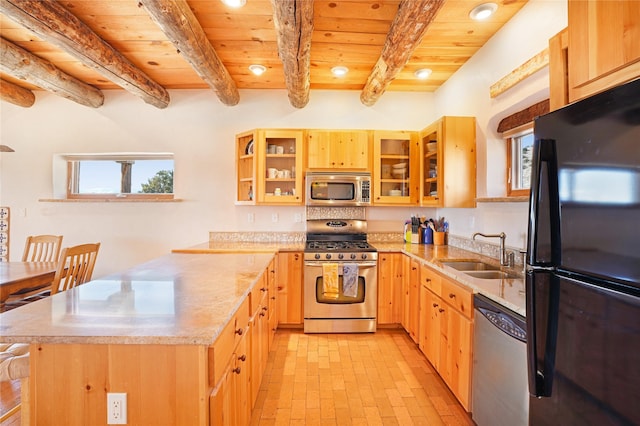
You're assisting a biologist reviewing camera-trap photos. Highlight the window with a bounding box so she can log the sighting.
[505,124,533,197]
[57,153,174,200]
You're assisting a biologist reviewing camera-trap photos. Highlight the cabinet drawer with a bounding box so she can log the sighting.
[441,278,473,319]
[210,296,250,385]
[420,263,441,294]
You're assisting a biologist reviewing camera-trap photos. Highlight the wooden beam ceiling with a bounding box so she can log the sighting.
[0,0,170,108]
[271,0,314,109]
[361,0,445,106]
[0,37,103,107]
[0,77,35,107]
[138,0,239,106]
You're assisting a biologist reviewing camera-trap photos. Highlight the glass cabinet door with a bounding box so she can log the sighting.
[373,131,418,205]
[258,130,304,204]
[421,126,440,206]
[236,130,257,204]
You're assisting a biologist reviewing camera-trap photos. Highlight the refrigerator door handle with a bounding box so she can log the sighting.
[526,138,561,267]
[526,270,559,397]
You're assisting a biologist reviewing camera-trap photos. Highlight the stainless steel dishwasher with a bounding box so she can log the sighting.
[472,294,528,426]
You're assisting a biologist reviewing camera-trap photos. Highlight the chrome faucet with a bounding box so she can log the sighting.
[472,232,515,267]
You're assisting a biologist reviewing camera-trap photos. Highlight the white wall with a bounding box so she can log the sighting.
[435,0,567,249]
[0,89,434,276]
[0,0,568,275]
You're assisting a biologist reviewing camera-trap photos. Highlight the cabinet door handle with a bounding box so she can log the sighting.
[261,287,267,292]
[278,286,283,290]
[449,293,456,298]
[294,254,299,260]
[238,354,247,362]
[233,367,241,375]
[432,303,438,308]
[235,328,243,336]
[439,308,445,313]
[262,306,268,311]
[259,312,266,317]
[425,278,431,283]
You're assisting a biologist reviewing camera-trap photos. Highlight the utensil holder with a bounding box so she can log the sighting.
[433,231,446,246]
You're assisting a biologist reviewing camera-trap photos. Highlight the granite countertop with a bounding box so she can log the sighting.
[178,240,526,316]
[0,253,275,345]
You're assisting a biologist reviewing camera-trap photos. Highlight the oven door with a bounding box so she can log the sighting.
[303,260,377,332]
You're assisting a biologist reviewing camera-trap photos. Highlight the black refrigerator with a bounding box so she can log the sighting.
[526,77,640,426]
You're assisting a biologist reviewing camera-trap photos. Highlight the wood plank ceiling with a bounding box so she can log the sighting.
[0,0,527,109]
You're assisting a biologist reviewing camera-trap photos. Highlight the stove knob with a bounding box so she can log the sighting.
[338,254,344,260]
[325,254,332,260]
[361,253,368,260]
[350,253,357,260]
[314,253,321,260]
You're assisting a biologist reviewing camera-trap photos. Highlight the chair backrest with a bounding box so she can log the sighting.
[51,243,101,295]
[22,235,63,262]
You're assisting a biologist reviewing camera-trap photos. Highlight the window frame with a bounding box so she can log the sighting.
[504,123,533,197]
[61,153,174,201]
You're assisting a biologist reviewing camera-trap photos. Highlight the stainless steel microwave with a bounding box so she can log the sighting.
[305,171,371,206]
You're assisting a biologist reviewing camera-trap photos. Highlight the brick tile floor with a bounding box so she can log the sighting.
[250,329,474,426]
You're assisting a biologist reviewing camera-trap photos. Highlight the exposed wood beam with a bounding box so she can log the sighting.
[138,0,239,106]
[0,78,35,108]
[271,0,314,108]
[497,99,550,133]
[490,48,549,98]
[0,0,170,109]
[0,37,103,108]
[360,0,445,107]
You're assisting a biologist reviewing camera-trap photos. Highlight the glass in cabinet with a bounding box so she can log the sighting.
[373,131,419,205]
[257,130,304,204]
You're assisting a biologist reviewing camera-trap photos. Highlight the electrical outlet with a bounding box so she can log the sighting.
[294,213,302,223]
[247,213,255,223]
[107,393,127,424]
[271,213,278,222]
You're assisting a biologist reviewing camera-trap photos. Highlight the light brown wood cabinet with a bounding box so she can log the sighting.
[307,130,370,170]
[372,131,420,205]
[277,252,303,325]
[550,1,640,109]
[405,258,421,344]
[377,252,404,325]
[419,116,476,208]
[567,0,640,103]
[235,129,304,205]
[416,263,473,411]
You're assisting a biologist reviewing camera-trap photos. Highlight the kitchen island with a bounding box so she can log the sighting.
[0,252,276,425]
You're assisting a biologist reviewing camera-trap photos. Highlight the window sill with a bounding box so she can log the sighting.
[476,196,529,203]
[39,198,183,203]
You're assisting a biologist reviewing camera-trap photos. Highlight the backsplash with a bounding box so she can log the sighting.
[306,206,366,220]
[209,231,305,243]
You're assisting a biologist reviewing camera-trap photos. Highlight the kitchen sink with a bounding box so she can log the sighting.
[463,270,519,280]
[440,260,500,271]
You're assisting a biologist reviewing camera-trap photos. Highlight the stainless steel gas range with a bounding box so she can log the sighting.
[303,219,378,333]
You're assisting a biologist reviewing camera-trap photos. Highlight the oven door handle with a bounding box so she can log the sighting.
[304,261,378,268]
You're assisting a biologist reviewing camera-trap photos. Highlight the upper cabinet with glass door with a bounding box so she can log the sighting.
[420,116,476,208]
[372,131,419,205]
[256,129,304,205]
[236,130,257,205]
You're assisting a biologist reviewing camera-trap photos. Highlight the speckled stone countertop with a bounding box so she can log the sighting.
[0,253,275,345]
[379,242,526,316]
[176,239,526,316]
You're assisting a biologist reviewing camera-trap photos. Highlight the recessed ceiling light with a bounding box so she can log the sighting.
[220,0,246,8]
[414,68,433,79]
[331,66,349,77]
[469,2,498,20]
[248,64,267,76]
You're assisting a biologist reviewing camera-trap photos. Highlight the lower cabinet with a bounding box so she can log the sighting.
[417,263,474,411]
[211,258,278,426]
[277,252,303,325]
[407,258,421,343]
[377,252,404,325]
